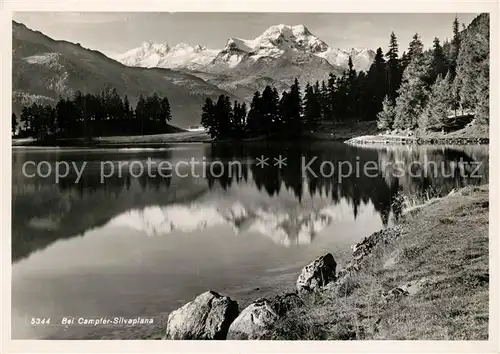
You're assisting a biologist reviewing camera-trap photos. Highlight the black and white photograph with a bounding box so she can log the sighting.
[3,2,497,349]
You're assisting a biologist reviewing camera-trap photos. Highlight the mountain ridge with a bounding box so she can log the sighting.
[112,24,375,100]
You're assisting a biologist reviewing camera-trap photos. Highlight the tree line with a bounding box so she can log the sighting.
[378,14,489,132]
[14,87,172,139]
[200,56,390,140]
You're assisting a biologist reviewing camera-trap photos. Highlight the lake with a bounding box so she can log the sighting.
[11,142,489,339]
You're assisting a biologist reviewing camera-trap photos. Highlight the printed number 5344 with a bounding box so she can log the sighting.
[31,317,51,325]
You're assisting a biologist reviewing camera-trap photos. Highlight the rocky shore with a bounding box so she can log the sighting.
[161,225,404,340]
[345,134,489,146]
[160,184,489,340]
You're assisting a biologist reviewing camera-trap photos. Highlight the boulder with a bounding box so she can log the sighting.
[296,253,337,292]
[164,290,239,340]
[382,287,409,303]
[227,292,302,340]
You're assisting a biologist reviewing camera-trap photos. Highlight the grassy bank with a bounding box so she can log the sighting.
[270,184,489,340]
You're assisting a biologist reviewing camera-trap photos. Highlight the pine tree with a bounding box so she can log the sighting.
[449,16,461,78]
[407,33,424,62]
[419,73,453,130]
[386,31,400,100]
[135,94,147,135]
[320,80,331,121]
[326,73,337,121]
[247,91,263,137]
[400,51,410,73]
[393,40,430,130]
[231,101,247,138]
[430,37,448,83]
[215,95,233,138]
[347,57,356,81]
[123,95,133,119]
[145,93,162,133]
[335,75,349,120]
[279,90,291,133]
[377,95,395,131]
[366,47,387,119]
[355,71,368,120]
[160,97,172,130]
[271,87,281,129]
[261,85,280,137]
[201,98,217,138]
[287,78,303,135]
[303,82,321,130]
[20,106,31,134]
[345,57,359,119]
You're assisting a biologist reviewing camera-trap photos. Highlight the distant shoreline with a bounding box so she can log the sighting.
[11,131,213,147]
[11,121,379,147]
[345,122,490,146]
[11,121,490,148]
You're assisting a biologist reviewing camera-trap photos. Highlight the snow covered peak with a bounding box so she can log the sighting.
[193,44,207,52]
[114,41,218,69]
[259,24,311,39]
[141,41,169,53]
[220,24,327,55]
[171,43,202,51]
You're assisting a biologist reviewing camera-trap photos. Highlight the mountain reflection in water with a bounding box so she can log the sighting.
[12,142,488,262]
[10,142,489,339]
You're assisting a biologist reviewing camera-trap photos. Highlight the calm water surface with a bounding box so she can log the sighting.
[11,142,489,339]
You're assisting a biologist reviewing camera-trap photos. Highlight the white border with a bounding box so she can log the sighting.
[1,1,499,353]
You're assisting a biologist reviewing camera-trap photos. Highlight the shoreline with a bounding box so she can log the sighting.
[10,121,379,147]
[12,123,490,148]
[345,123,490,146]
[345,134,489,146]
[11,131,213,147]
[161,184,489,340]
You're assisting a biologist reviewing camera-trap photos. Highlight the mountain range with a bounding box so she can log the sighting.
[114,24,374,72]
[12,21,375,128]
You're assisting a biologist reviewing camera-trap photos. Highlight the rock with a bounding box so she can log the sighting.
[164,290,239,340]
[382,287,409,303]
[382,278,431,303]
[227,292,302,340]
[296,253,337,292]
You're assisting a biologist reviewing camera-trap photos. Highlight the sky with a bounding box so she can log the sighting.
[13,12,478,55]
